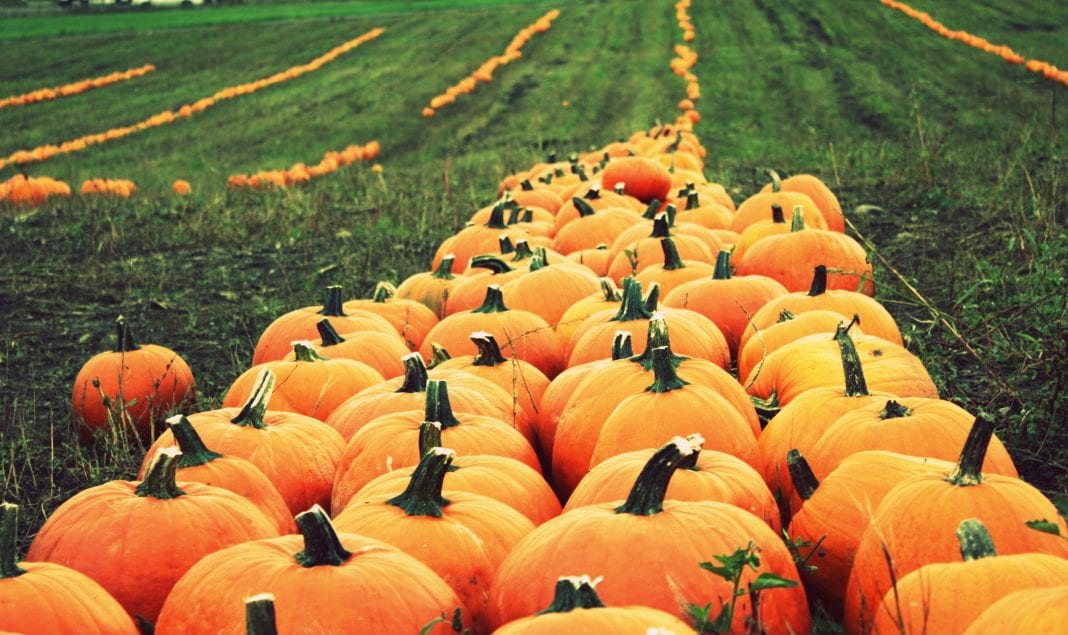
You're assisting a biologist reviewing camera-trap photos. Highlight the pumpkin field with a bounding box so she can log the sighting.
[1,0,1066,632]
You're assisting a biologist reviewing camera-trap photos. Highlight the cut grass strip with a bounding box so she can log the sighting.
[0,27,384,172]
[0,64,156,111]
[879,0,1067,87]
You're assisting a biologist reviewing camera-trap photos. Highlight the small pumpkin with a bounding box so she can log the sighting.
[395,254,463,319]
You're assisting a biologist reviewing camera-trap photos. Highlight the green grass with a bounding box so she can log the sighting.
[0,0,1066,626]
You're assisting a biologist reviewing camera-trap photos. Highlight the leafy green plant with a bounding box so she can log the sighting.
[688,543,799,634]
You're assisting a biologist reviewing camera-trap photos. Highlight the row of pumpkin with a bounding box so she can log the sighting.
[7,117,1066,634]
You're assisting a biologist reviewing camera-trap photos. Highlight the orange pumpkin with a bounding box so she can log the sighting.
[599,156,673,203]
[342,281,440,350]
[965,586,1068,634]
[295,319,408,379]
[500,249,601,324]
[633,237,717,297]
[395,254,463,319]
[759,170,845,232]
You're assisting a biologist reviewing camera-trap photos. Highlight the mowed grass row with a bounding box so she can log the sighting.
[0,0,1065,551]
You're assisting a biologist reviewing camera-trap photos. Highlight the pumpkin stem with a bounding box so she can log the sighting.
[469,255,514,275]
[762,168,783,192]
[615,435,700,516]
[486,201,508,229]
[946,413,996,487]
[397,353,429,393]
[528,253,546,272]
[611,331,634,360]
[584,186,602,200]
[499,236,516,255]
[665,204,678,228]
[643,282,661,313]
[536,576,607,614]
[642,199,662,220]
[418,420,444,456]
[385,447,454,517]
[646,346,689,393]
[520,179,534,191]
[957,518,998,561]
[660,238,685,271]
[135,447,186,499]
[433,255,457,280]
[599,278,621,302]
[425,380,461,429]
[294,505,352,567]
[786,449,820,501]
[472,285,510,314]
[0,502,26,579]
[677,433,705,470]
[610,278,653,322]
[685,190,700,210]
[573,196,597,218]
[245,593,279,635]
[114,315,141,352]
[777,309,796,323]
[315,319,346,347]
[317,285,347,317]
[471,331,507,367]
[880,400,912,420]
[292,341,327,362]
[372,281,396,303]
[230,368,275,429]
[632,313,683,370]
[167,414,222,468]
[835,321,871,398]
[790,206,806,232]
[650,213,671,238]
[512,240,535,263]
[428,343,452,369]
[771,204,785,224]
[807,265,828,297]
[713,250,732,280]
[612,182,625,195]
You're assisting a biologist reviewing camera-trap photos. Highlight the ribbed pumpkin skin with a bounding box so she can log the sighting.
[0,562,139,635]
[787,451,954,614]
[142,408,345,515]
[565,247,613,277]
[343,296,440,350]
[26,480,279,623]
[500,262,602,325]
[844,474,1068,634]
[493,604,699,634]
[566,307,730,370]
[737,309,858,381]
[599,156,672,203]
[172,455,297,534]
[154,533,468,634]
[870,553,1068,635]
[760,174,845,232]
[353,454,561,525]
[964,586,1068,635]
[295,330,410,379]
[731,191,823,233]
[736,230,874,296]
[487,500,809,633]
[395,263,464,320]
[566,447,779,531]
[253,307,396,365]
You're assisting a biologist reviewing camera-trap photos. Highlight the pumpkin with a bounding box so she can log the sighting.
[964,586,1068,634]
[224,341,385,421]
[0,502,139,635]
[870,518,1068,635]
[843,415,1068,634]
[295,319,408,379]
[395,254,463,319]
[554,278,621,347]
[431,201,535,271]
[731,202,791,262]
[252,285,397,364]
[488,436,810,632]
[143,369,346,515]
[499,249,602,324]
[567,433,778,530]
[731,186,823,234]
[154,506,469,634]
[606,212,717,282]
[342,281,440,350]
[599,156,672,203]
[633,236,717,297]
[551,186,644,236]
[334,447,535,632]
[508,179,564,213]
[446,254,529,314]
[737,308,860,383]
[493,575,698,634]
[552,199,645,254]
[565,245,613,276]
[27,448,279,623]
[672,187,734,230]
[72,315,196,441]
[759,170,845,232]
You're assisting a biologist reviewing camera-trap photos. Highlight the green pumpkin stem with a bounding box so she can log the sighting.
[660,238,685,271]
[632,314,684,370]
[418,421,444,456]
[425,380,461,428]
[646,346,689,393]
[397,353,429,393]
[713,250,732,280]
[135,447,186,499]
[0,502,26,579]
[611,278,653,322]
[835,320,870,397]
[764,168,783,192]
[599,278,621,302]
[642,199,662,220]
[957,518,998,561]
[114,315,141,352]
[244,593,279,635]
[469,255,514,275]
[612,182,625,195]
[787,449,820,500]
[317,285,347,317]
[385,447,454,517]
[677,433,705,470]
[790,206,806,232]
[472,285,510,314]
[616,435,700,516]
[507,206,522,225]
[536,576,607,614]
[651,213,670,238]
[573,196,597,218]
[665,204,678,227]
[292,341,327,362]
[880,400,912,419]
[584,186,602,200]
[771,203,785,224]
[433,255,457,280]
[520,179,534,191]
[294,505,352,567]
[611,331,634,360]
[428,343,452,368]
[512,240,535,262]
[643,282,661,313]
[372,281,396,303]
[167,414,222,468]
[686,190,700,210]
[499,236,516,255]
[471,331,508,367]
[230,368,275,429]
[315,319,346,347]
[777,309,796,323]
[807,265,828,296]
[946,414,997,487]
[486,201,508,229]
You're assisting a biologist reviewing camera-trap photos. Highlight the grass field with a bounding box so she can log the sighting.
[1,0,1066,612]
